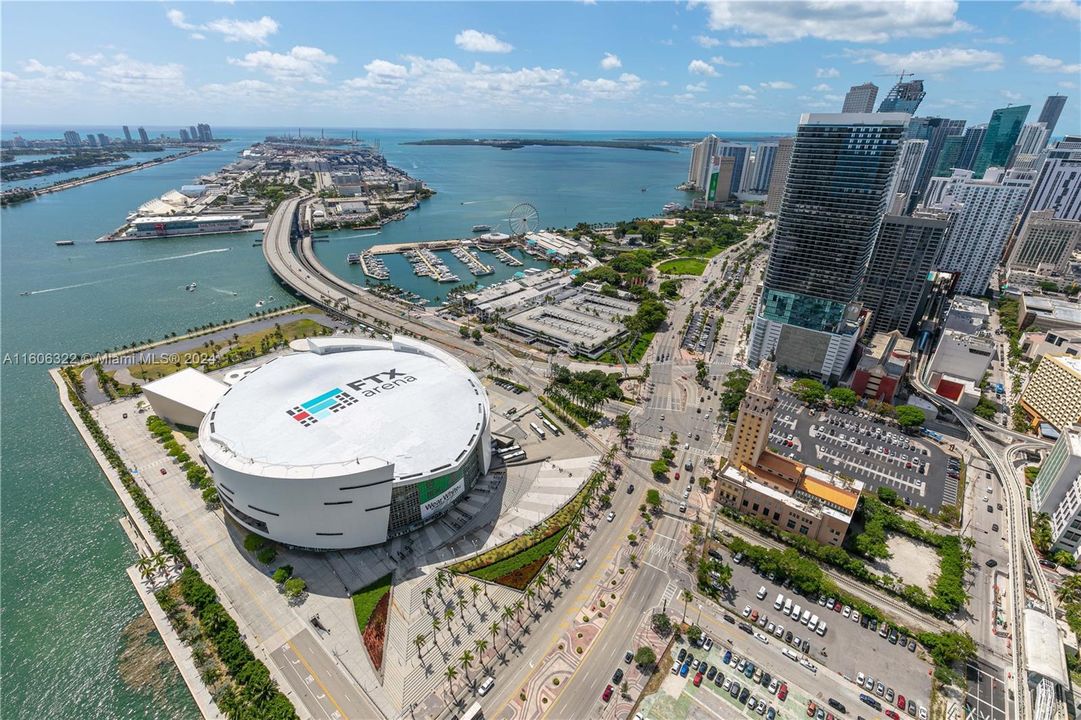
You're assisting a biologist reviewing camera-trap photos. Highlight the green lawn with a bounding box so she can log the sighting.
[596,331,655,365]
[466,528,567,584]
[657,258,707,276]
[351,573,393,633]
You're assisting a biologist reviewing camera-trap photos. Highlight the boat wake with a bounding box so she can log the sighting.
[115,248,230,268]
[209,287,239,296]
[22,279,106,295]
[337,232,381,239]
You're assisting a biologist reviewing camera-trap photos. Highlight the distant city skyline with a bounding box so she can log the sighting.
[1,1,1079,132]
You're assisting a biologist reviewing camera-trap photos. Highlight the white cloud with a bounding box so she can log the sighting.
[66,52,104,66]
[600,52,622,70]
[694,35,721,47]
[688,59,718,76]
[1060,80,1079,89]
[737,84,756,94]
[98,54,185,96]
[1001,90,1023,101]
[454,29,513,53]
[816,67,840,78]
[166,9,278,45]
[229,46,338,82]
[1019,0,1081,22]
[760,80,795,89]
[709,55,740,67]
[20,59,87,81]
[685,82,709,93]
[345,58,409,89]
[813,83,832,92]
[1022,54,1081,74]
[845,47,1003,73]
[580,72,642,99]
[692,0,970,44]
[204,16,279,44]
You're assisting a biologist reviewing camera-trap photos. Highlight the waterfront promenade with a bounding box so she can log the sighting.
[31,148,210,197]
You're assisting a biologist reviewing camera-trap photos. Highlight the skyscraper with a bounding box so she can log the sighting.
[905,117,966,207]
[1021,136,1081,223]
[842,82,878,113]
[137,126,149,144]
[972,105,1030,178]
[933,136,965,177]
[878,78,925,114]
[85,133,97,147]
[179,128,191,143]
[886,139,928,215]
[188,125,199,142]
[748,142,778,194]
[122,126,132,143]
[197,123,213,141]
[96,133,110,147]
[706,156,735,208]
[717,144,751,193]
[922,168,1033,295]
[1039,95,1069,139]
[1008,123,1051,167]
[957,124,987,171]
[749,113,908,382]
[860,211,951,336]
[687,134,721,190]
[63,130,81,147]
[764,137,794,215]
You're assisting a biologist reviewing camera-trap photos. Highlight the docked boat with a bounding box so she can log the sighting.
[185,282,197,292]
[55,240,75,246]
[472,224,491,233]
[255,300,265,308]
[347,253,362,264]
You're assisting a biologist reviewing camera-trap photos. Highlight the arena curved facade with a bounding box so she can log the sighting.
[198,336,491,550]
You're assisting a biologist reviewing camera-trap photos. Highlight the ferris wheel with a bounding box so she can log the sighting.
[507,203,539,237]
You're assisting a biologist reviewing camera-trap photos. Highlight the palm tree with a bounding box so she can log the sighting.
[432,617,441,638]
[414,633,428,659]
[458,595,468,617]
[152,552,168,574]
[470,583,482,608]
[525,587,535,611]
[443,665,458,692]
[681,589,693,622]
[444,606,455,626]
[435,570,447,595]
[474,638,488,664]
[514,599,525,625]
[136,556,153,582]
[423,587,434,606]
[489,621,500,649]
[459,650,474,682]
[502,606,514,634]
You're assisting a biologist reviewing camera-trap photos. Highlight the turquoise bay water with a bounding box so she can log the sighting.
[0,127,771,718]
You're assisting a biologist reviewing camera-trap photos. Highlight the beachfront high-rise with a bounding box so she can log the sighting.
[973,104,1030,178]
[137,126,150,144]
[764,137,794,215]
[687,134,722,190]
[746,142,778,195]
[842,82,878,113]
[878,78,925,114]
[122,126,132,143]
[1039,95,1069,139]
[748,112,908,382]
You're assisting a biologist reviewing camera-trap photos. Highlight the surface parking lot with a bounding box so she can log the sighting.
[720,551,934,716]
[768,394,956,512]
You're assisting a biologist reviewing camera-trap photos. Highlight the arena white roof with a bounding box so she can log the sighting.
[143,368,228,414]
[201,337,488,480]
[1024,609,1068,687]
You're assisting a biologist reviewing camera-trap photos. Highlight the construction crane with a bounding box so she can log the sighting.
[876,69,915,83]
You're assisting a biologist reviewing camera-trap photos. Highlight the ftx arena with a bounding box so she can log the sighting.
[198,337,492,550]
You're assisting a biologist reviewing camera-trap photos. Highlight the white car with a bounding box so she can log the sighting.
[919,708,928,720]
[773,624,784,638]
[842,605,851,617]
[606,511,616,522]
[478,676,495,696]
[856,671,865,686]
[743,605,752,618]
[703,636,714,651]
[574,556,586,570]
[757,585,768,600]
[851,609,861,623]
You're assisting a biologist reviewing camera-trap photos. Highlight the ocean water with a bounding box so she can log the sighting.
[0,126,773,718]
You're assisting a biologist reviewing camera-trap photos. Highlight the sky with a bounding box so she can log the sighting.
[1,1,1079,133]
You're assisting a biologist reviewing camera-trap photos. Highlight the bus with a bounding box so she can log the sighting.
[458,701,484,720]
[530,422,546,440]
[542,418,561,436]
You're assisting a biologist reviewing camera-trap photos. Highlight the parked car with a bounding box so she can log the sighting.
[602,685,613,702]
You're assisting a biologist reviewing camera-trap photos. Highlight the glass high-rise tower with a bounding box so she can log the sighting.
[878,79,925,114]
[749,112,909,382]
[972,105,1030,178]
[1039,95,1068,139]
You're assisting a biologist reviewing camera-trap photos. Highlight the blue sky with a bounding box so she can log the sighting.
[2,1,1079,132]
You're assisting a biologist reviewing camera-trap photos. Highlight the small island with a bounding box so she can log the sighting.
[403,138,677,153]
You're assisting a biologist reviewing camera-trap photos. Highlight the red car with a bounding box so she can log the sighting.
[602,684,613,702]
[897,695,906,710]
[693,672,703,687]
[675,472,681,481]
[807,702,817,717]
[833,601,842,612]
[751,609,760,621]
[778,683,789,701]
[886,711,900,720]
[159,468,167,475]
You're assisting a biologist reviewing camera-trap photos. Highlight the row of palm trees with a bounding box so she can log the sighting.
[136,551,183,588]
[425,448,622,706]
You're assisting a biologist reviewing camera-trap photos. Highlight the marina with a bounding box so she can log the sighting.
[492,246,523,266]
[405,248,460,283]
[450,245,494,276]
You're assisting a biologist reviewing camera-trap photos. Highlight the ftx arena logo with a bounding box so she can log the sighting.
[286,369,416,427]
